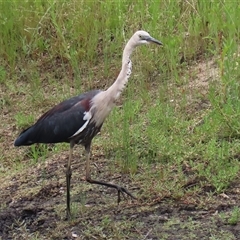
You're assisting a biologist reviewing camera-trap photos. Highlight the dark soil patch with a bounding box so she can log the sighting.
[1,154,240,239]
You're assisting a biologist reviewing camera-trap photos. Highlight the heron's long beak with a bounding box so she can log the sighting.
[146,36,163,45]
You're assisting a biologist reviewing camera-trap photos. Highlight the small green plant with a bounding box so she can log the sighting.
[14,112,34,129]
[0,65,6,83]
[29,144,48,163]
[228,207,240,225]
[101,215,111,227]
[0,96,10,110]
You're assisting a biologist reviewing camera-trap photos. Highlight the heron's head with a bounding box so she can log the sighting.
[132,30,163,46]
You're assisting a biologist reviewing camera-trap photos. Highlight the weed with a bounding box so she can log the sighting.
[14,112,35,129]
[0,66,6,83]
[28,144,48,164]
[228,207,240,225]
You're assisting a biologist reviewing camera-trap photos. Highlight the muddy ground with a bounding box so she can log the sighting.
[0,150,240,240]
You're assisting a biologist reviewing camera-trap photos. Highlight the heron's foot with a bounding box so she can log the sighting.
[115,184,137,204]
[86,178,137,203]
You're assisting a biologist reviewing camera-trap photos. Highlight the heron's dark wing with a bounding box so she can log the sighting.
[14,90,101,146]
[37,90,99,122]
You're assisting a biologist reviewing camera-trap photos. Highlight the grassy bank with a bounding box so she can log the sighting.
[1,0,240,239]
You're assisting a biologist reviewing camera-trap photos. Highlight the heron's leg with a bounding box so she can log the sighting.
[85,143,136,203]
[66,141,74,220]
[85,143,91,181]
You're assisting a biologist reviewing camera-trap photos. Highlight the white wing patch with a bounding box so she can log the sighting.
[70,111,92,137]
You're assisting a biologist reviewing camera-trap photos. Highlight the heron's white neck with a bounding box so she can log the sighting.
[90,38,136,127]
[105,41,134,100]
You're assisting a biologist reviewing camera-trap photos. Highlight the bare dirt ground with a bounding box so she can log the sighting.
[1,58,240,239]
[1,153,240,239]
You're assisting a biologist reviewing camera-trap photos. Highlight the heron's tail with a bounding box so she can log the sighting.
[14,127,35,146]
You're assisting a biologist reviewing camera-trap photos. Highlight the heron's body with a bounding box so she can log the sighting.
[14,30,162,219]
[14,90,102,146]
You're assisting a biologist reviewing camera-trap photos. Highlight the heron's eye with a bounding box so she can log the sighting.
[139,34,142,39]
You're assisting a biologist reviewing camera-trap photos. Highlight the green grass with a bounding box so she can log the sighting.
[228,206,240,225]
[1,0,240,239]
